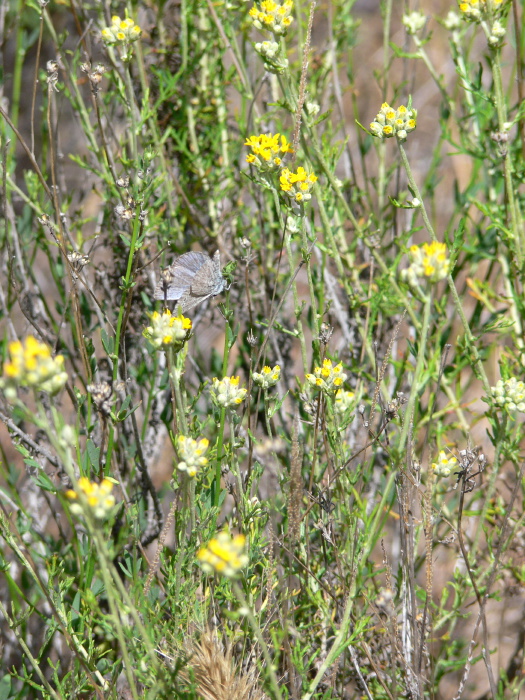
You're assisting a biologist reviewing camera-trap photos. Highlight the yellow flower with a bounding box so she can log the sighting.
[369,102,417,142]
[66,477,116,520]
[279,166,317,203]
[305,359,347,395]
[101,15,142,45]
[404,241,449,284]
[210,376,248,408]
[458,0,502,22]
[2,336,68,395]
[143,309,192,350]
[197,531,248,578]
[249,0,294,36]
[431,451,458,478]
[253,364,281,389]
[245,133,293,172]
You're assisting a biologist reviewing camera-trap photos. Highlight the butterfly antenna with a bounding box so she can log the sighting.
[136,244,174,273]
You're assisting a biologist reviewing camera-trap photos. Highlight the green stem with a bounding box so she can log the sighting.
[172,349,189,435]
[302,472,397,700]
[263,389,273,438]
[123,61,139,163]
[472,413,507,553]
[8,0,25,159]
[105,215,142,469]
[490,47,524,269]
[230,413,244,526]
[398,143,491,395]
[213,297,233,509]
[414,39,455,113]
[284,226,308,372]
[300,217,320,351]
[398,293,432,452]
[232,583,284,700]
[213,407,226,509]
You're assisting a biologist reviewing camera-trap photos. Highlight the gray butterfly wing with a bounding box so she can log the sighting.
[154,251,208,301]
[190,251,225,296]
[209,250,226,295]
[176,290,211,313]
[177,251,225,312]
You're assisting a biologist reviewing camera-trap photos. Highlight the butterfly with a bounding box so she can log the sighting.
[154,250,226,313]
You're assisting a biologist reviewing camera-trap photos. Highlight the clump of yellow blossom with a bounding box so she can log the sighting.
[431,451,458,478]
[2,336,68,396]
[176,435,210,478]
[279,166,318,203]
[101,16,142,44]
[245,133,293,172]
[197,531,248,578]
[143,310,192,350]
[249,0,294,36]
[458,0,503,22]
[306,359,347,395]
[66,478,116,520]
[401,241,450,287]
[253,364,281,389]
[210,376,248,409]
[369,103,417,142]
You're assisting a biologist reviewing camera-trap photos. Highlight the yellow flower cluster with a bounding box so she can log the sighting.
[101,16,142,44]
[279,166,318,203]
[245,133,293,172]
[210,375,248,409]
[245,132,317,205]
[249,0,294,36]
[252,364,281,389]
[176,435,210,478]
[431,451,458,478]
[143,310,192,350]
[369,103,417,142]
[458,0,502,22]
[2,336,68,395]
[197,531,248,578]
[66,478,116,520]
[491,378,525,413]
[404,241,450,284]
[306,359,347,395]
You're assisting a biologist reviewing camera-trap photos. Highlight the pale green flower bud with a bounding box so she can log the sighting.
[403,11,426,35]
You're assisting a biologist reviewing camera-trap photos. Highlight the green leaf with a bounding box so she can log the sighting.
[0,675,12,700]
[86,440,100,470]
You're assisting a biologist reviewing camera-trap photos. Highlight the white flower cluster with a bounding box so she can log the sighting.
[334,389,355,415]
[491,378,525,413]
[402,11,426,35]
[176,436,210,478]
